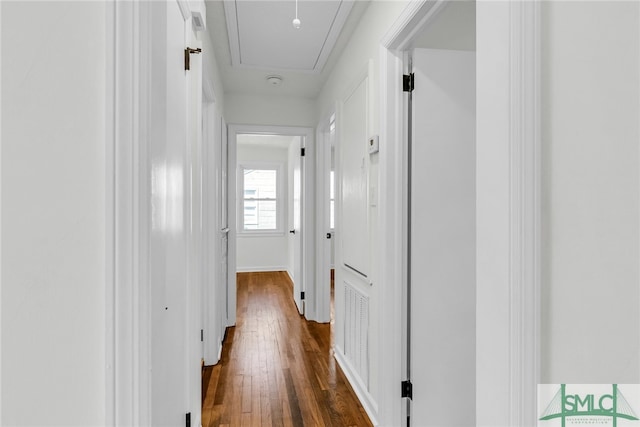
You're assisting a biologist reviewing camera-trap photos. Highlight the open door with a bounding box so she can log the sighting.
[290,136,304,314]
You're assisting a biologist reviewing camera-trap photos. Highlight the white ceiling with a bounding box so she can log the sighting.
[225,0,352,72]
[205,0,369,97]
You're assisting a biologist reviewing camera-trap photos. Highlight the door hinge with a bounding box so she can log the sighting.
[401,380,413,399]
[403,73,414,92]
[301,147,306,157]
[185,412,191,427]
[200,329,204,342]
[184,47,202,71]
[301,291,305,300]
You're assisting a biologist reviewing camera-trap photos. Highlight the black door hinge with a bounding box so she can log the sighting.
[401,380,413,399]
[186,412,191,427]
[301,291,305,300]
[403,73,414,92]
[200,329,204,342]
[301,147,306,157]
[184,47,202,71]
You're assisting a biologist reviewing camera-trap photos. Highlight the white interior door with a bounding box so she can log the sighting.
[291,137,304,314]
[220,118,230,330]
[408,48,476,426]
[149,1,189,424]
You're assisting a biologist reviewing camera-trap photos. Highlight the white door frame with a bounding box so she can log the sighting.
[378,0,541,425]
[106,1,152,424]
[227,125,316,324]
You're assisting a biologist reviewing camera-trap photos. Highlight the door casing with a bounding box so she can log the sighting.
[226,125,316,324]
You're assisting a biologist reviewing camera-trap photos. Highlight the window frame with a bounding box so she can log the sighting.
[237,162,285,235]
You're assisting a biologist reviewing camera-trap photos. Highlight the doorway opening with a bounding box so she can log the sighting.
[389,1,478,425]
[235,133,305,315]
[225,125,315,323]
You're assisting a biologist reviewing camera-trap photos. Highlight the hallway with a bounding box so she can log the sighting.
[202,272,372,427]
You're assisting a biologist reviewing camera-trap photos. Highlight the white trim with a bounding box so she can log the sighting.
[475,1,541,426]
[376,44,405,427]
[176,0,191,21]
[380,0,446,51]
[107,1,157,424]
[312,1,354,72]
[507,1,541,424]
[108,1,145,424]
[0,0,4,422]
[227,124,315,324]
[222,0,241,69]
[236,266,290,273]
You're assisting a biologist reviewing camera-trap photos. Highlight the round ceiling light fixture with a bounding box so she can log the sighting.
[292,0,301,29]
[266,75,283,86]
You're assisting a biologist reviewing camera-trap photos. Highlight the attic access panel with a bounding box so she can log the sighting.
[224,0,354,73]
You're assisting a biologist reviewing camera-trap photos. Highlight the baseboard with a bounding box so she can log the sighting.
[334,348,379,426]
[236,265,288,273]
[217,341,223,362]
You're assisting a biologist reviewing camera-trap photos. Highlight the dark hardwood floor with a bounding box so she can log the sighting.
[202,271,373,427]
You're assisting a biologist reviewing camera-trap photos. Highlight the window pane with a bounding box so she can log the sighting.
[330,200,335,229]
[244,169,277,199]
[244,200,277,230]
[330,170,335,200]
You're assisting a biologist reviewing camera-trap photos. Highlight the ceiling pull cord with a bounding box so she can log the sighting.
[292,0,301,29]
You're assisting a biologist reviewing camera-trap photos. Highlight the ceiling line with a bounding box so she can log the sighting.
[234,1,243,65]
[313,0,343,70]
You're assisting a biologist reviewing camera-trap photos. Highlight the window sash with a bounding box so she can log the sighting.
[239,164,282,233]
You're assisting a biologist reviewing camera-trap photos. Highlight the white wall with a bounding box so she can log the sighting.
[225,93,316,127]
[236,144,289,272]
[1,1,106,425]
[541,1,640,383]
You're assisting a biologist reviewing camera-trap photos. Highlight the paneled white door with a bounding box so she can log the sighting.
[149,1,189,424]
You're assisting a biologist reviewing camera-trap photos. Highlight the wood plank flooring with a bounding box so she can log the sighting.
[202,271,373,427]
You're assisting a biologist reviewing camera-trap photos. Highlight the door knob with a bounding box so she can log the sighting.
[289,230,296,234]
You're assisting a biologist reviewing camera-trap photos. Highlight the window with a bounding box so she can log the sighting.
[239,164,281,232]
